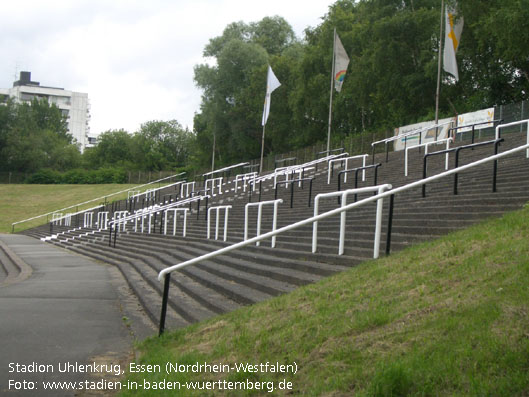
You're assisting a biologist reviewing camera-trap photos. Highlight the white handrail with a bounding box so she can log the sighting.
[97,211,109,230]
[164,208,188,236]
[372,120,453,146]
[207,206,232,241]
[158,142,529,281]
[202,162,250,177]
[83,212,94,228]
[48,204,105,225]
[181,182,196,198]
[244,199,283,247]
[129,180,186,201]
[205,177,223,196]
[405,138,453,176]
[11,171,185,228]
[113,211,129,232]
[328,154,369,184]
[234,172,257,192]
[312,185,392,256]
[496,119,529,157]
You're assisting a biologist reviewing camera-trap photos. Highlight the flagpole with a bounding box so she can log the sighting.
[259,124,266,174]
[435,0,444,125]
[327,28,336,156]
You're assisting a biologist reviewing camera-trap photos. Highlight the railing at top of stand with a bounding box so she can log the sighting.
[11,171,186,233]
[274,157,297,169]
[202,162,250,178]
[449,119,503,145]
[156,139,529,335]
[317,148,345,158]
[371,121,454,164]
[129,180,186,200]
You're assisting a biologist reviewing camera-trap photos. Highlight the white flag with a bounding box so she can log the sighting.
[334,32,350,92]
[443,4,463,81]
[262,66,281,126]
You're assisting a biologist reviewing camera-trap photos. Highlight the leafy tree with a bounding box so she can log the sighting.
[133,120,195,171]
[0,98,79,172]
[85,129,134,169]
[193,16,298,168]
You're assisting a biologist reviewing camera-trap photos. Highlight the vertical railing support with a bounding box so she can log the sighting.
[159,273,171,336]
[385,194,395,256]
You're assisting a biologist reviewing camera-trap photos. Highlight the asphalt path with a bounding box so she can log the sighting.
[0,234,136,396]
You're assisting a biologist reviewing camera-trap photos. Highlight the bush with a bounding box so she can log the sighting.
[25,169,61,184]
[25,167,132,184]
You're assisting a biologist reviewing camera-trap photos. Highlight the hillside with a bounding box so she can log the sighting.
[119,203,529,396]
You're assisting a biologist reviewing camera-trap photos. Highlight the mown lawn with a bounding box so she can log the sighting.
[0,184,145,233]
[120,204,529,396]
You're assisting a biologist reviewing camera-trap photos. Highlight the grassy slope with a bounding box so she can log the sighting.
[121,204,529,396]
[0,184,144,233]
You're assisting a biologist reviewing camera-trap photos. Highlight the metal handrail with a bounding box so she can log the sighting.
[11,172,186,232]
[202,162,249,178]
[371,120,453,163]
[421,138,503,197]
[164,208,188,237]
[244,199,283,248]
[312,185,392,256]
[496,119,529,157]
[205,177,223,196]
[405,138,453,177]
[450,119,503,145]
[328,154,369,184]
[207,206,232,241]
[337,164,382,202]
[157,142,529,335]
[274,178,314,208]
[234,172,257,192]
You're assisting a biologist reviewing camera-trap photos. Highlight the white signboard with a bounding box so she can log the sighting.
[393,117,455,151]
[456,108,495,133]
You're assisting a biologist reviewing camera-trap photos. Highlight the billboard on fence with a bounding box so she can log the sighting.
[456,108,495,133]
[393,117,455,151]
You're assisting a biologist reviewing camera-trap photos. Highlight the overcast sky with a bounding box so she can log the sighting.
[0,0,335,136]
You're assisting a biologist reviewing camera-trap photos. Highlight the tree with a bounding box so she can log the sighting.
[193,16,298,168]
[133,120,195,171]
[0,98,79,172]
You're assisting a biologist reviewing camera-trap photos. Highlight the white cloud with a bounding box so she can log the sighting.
[0,0,333,135]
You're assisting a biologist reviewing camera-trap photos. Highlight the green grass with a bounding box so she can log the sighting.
[0,184,155,233]
[120,204,529,396]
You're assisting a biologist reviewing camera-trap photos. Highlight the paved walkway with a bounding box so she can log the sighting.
[0,234,138,396]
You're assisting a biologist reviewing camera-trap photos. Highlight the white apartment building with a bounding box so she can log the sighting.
[0,71,93,151]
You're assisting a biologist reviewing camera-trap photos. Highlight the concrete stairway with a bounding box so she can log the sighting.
[21,129,529,331]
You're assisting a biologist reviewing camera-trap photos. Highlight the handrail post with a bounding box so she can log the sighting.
[373,186,386,259]
[422,155,428,198]
[493,139,501,192]
[454,147,461,195]
[256,205,263,247]
[385,142,389,162]
[338,191,348,255]
[113,222,117,248]
[272,200,280,248]
[290,180,295,208]
[159,273,171,336]
[308,179,313,207]
[215,207,220,240]
[223,207,230,241]
[385,194,395,256]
